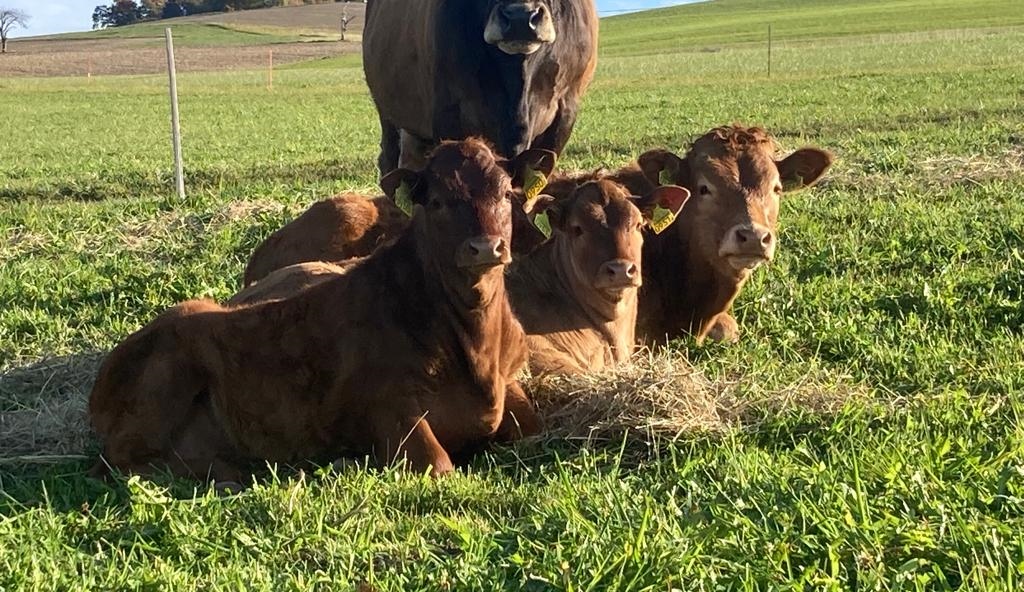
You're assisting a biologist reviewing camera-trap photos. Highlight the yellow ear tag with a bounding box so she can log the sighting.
[394,181,414,215]
[523,166,548,210]
[650,205,679,235]
[533,211,552,239]
[658,167,673,186]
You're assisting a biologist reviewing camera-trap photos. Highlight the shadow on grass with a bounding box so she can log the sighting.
[0,157,378,202]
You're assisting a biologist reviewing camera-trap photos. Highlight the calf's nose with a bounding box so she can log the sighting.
[460,236,509,268]
[733,225,773,251]
[597,259,639,288]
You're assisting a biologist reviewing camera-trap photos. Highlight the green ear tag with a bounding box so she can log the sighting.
[533,211,552,239]
[650,205,678,235]
[394,181,414,215]
[523,166,549,210]
[658,167,673,187]
[781,173,804,192]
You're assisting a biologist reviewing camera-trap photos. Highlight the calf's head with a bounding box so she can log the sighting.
[382,139,554,287]
[483,0,557,55]
[534,179,690,306]
[639,126,832,275]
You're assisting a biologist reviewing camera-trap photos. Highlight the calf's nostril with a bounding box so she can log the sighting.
[625,264,637,278]
[761,232,773,246]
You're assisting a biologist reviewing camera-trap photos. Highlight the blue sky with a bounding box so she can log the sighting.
[8,1,698,37]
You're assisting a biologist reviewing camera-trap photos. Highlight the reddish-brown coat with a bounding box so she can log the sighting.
[546,126,833,343]
[89,139,535,481]
[243,194,408,286]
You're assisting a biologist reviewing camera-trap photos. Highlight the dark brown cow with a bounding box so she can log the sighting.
[507,180,688,374]
[242,152,557,287]
[243,194,408,286]
[230,180,689,377]
[88,139,535,481]
[363,0,598,173]
[548,126,832,343]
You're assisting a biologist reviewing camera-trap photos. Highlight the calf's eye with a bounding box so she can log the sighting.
[429,199,443,210]
[572,225,584,237]
[699,185,711,196]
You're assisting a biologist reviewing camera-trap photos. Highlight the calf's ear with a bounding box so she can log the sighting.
[777,148,833,192]
[525,194,559,239]
[380,169,425,215]
[632,185,691,235]
[638,149,688,188]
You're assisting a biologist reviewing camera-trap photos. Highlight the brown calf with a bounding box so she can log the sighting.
[508,179,688,374]
[543,125,832,343]
[243,151,557,288]
[229,261,352,307]
[89,139,534,481]
[242,194,408,286]
[618,126,832,342]
[231,179,688,377]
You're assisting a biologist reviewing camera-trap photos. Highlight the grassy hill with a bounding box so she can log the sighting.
[2,0,1023,589]
[601,0,1024,55]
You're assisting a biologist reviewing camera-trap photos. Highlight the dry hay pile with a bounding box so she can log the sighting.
[527,348,866,444]
[0,353,102,465]
[0,348,867,465]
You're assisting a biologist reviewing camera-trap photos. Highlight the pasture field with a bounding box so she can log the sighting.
[1,0,1023,588]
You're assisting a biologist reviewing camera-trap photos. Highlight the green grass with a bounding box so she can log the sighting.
[2,0,1024,588]
[601,0,1024,55]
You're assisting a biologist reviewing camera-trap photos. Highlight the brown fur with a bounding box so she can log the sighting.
[243,194,408,286]
[231,179,686,378]
[242,150,558,289]
[89,139,534,480]
[229,261,353,307]
[507,180,675,374]
[545,125,833,343]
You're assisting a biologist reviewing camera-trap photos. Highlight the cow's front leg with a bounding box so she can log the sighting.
[374,414,453,477]
[377,115,401,177]
[532,99,579,157]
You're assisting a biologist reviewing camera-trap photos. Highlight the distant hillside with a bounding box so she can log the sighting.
[601,0,1024,56]
[5,0,1023,78]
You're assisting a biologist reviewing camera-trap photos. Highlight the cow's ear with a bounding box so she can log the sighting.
[777,148,833,192]
[631,185,690,235]
[638,149,688,188]
[508,149,558,181]
[506,149,557,209]
[380,169,425,214]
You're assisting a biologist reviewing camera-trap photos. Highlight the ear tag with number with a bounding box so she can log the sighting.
[649,205,679,235]
[394,181,414,215]
[658,167,674,187]
[533,211,552,239]
[523,166,549,211]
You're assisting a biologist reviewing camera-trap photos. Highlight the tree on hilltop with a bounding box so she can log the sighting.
[0,7,30,54]
[92,1,148,29]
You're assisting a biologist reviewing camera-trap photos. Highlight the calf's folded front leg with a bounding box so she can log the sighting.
[373,413,454,477]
